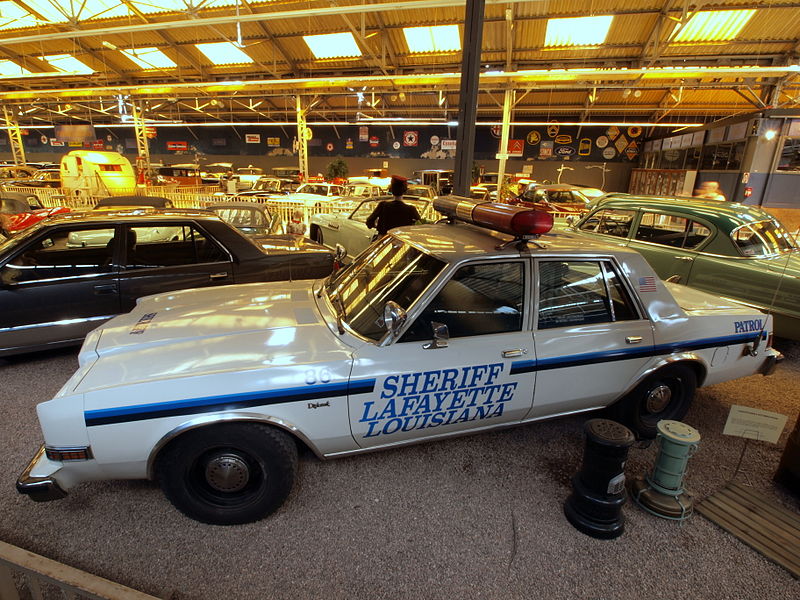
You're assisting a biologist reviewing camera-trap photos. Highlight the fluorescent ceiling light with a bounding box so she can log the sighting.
[120,47,177,69]
[195,42,254,65]
[673,10,756,43]
[545,15,613,47]
[43,54,94,74]
[303,32,362,59]
[403,25,461,53]
[0,60,29,76]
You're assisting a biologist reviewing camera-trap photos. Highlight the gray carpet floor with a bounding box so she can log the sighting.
[2,340,799,600]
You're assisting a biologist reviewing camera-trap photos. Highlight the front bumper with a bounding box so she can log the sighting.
[16,445,68,502]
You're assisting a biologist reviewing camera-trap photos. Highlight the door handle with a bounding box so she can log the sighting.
[209,272,229,280]
[626,336,643,344]
[502,348,528,358]
[674,256,694,262]
[93,284,116,295]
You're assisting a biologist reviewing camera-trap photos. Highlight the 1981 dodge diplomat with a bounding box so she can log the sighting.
[18,197,781,525]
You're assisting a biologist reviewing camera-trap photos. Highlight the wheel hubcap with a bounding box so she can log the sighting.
[205,454,250,493]
[646,384,672,413]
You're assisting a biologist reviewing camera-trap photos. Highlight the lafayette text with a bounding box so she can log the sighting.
[359,363,517,437]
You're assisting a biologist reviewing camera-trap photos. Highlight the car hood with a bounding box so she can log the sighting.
[77,281,345,390]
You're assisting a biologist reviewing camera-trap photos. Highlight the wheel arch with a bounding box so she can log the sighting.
[618,353,708,401]
[146,412,323,479]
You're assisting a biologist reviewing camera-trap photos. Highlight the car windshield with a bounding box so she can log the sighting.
[325,236,446,341]
[731,219,797,256]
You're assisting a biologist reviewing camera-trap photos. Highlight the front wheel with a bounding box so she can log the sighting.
[608,364,697,439]
[156,423,298,525]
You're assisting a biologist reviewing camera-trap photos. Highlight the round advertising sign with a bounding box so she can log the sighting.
[602,147,616,159]
[430,135,440,146]
[326,142,334,152]
[392,141,401,150]
[526,130,541,145]
[596,135,609,149]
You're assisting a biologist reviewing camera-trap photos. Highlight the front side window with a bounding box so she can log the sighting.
[401,261,525,342]
[578,209,636,238]
[537,260,639,330]
[1,226,115,285]
[326,236,446,341]
[125,224,229,267]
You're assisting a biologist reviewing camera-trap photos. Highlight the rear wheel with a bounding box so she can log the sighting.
[608,364,697,439]
[310,225,323,244]
[156,423,297,525]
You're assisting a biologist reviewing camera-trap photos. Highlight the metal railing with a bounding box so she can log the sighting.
[0,539,160,600]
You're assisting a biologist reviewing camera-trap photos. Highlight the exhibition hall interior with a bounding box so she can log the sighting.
[1,1,800,599]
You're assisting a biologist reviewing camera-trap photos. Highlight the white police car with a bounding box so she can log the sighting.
[18,197,781,525]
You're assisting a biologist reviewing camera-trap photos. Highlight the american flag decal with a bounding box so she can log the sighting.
[638,276,657,292]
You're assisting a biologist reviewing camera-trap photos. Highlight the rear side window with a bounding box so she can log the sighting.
[125,224,229,267]
[537,260,639,330]
[635,212,711,249]
[578,209,635,238]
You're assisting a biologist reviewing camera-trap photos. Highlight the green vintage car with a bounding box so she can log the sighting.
[570,195,800,340]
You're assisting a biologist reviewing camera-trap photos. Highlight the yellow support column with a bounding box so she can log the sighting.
[2,106,26,166]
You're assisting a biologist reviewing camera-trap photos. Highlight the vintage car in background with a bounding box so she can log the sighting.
[235,166,265,190]
[236,176,295,198]
[295,182,344,197]
[470,186,491,201]
[570,195,800,340]
[407,184,437,199]
[199,162,233,186]
[16,196,780,526]
[510,183,593,212]
[0,164,37,180]
[0,209,334,356]
[342,183,384,198]
[12,168,62,188]
[309,194,433,259]
[0,192,69,235]
[207,202,284,236]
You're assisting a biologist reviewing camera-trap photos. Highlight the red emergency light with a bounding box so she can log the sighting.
[433,196,554,238]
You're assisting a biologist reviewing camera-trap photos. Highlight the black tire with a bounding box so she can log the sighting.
[608,364,697,439]
[156,423,298,525]
[310,225,323,244]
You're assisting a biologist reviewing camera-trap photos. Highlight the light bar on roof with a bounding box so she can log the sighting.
[120,47,177,69]
[0,60,29,76]
[303,32,362,59]
[195,42,254,65]
[44,54,94,74]
[545,15,613,47]
[403,25,461,53]
[673,10,756,43]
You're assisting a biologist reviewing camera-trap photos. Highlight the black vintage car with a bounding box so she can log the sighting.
[0,209,335,356]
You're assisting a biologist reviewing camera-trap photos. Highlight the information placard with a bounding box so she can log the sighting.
[723,405,788,444]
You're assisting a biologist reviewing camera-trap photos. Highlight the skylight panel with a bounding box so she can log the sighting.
[403,25,461,53]
[672,10,756,43]
[195,42,255,65]
[0,1,38,30]
[16,1,69,23]
[0,60,30,76]
[303,32,362,59]
[120,47,177,69]
[77,0,128,20]
[43,54,94,74]
[127,0,239,15]
[544,15,613,47]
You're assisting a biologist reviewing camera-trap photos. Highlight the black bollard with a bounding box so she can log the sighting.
[564,419,635,539]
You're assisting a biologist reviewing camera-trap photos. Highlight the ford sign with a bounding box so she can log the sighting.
[555,146,576,156]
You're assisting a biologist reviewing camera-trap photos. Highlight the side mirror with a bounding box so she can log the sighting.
[383,301,407,338]
[423,321,449,350]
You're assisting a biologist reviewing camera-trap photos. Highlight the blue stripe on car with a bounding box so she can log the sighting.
[84,379,376,427]
[510,332,759,374]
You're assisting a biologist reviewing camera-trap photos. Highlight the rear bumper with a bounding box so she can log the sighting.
[760,349,783,376]
[16,445,67,502]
